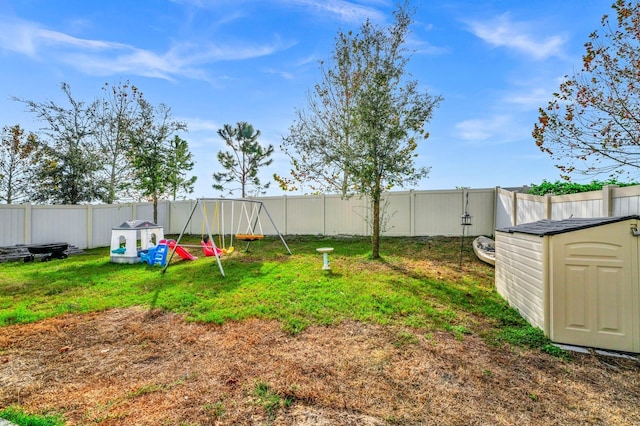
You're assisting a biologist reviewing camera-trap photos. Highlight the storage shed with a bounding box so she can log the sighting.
[495,216,640,353]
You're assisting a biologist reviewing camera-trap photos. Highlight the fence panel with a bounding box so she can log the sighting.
[414,190,463,236]
[0,205,26,246]
[31,205,88,248]
[195,200,215,236]
[92,204,135,248]
[516,194,546,225]
[134,201,169,229]
[495,188,514,229]
[382,192,412,236]
[169,200,195,235]
[324,195,368,236]
[254,197,285,235]
[467,188,496,236]
[549,191,602,220]
[612,186,640,216]
[285,195,325,235]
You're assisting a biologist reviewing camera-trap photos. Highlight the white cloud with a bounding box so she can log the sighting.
[455,114,528,144]
[0,17,126,56]
[0,17,293,81]
[263,68,295,80]
[407,36,448,55]
[172,0,386,23]
[180,117,221,132]
[465,13,567,60]
[283,0,387,23]
[456,118,495,141]
[504,87,552,108]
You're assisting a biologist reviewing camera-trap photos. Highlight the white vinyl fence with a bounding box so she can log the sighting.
[0,202,170,250]
[495,184,640,229]
[3,185,639,250]
[0,188,496,249]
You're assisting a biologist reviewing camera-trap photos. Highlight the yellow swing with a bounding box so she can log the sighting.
[201,201,234,255]
[234,200,265,242]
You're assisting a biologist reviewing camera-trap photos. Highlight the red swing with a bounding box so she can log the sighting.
[201,235,224,257]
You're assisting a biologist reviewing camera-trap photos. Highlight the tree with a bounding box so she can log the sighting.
[533,0,640,180]
[15,82,106,204]
[279,1,441,259]
[166,135,197,200]
[213,122,274,197]
[275,29,364,196]
[129,99,187,222]
[0,125,39,204]
[94,80,145,203]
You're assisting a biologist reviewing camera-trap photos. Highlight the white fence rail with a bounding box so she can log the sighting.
[3,185,640,250]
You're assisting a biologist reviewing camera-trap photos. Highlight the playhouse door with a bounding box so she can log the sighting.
[550,222,639,352]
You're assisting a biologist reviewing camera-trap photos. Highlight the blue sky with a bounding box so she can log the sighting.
[0,0,614,197]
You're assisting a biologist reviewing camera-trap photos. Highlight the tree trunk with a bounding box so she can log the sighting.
[107,164,117,204]
[372,195,380,259]
[153,195,158,224]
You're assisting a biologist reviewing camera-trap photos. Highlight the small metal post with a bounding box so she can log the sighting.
[459,192,472,268]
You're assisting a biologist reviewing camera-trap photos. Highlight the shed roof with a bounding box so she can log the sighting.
[496,215,640,236]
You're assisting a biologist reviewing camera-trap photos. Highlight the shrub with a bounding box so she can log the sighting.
[527,179,637,196]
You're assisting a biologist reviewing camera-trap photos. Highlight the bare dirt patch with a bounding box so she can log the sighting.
[1,307,639,425]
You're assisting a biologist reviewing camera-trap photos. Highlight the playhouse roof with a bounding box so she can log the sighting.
[497,215,640,236]
[113,220,160,230]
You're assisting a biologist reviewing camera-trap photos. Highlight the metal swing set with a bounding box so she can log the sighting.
[161,198,291,276]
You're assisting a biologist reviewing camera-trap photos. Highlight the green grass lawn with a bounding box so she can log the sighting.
[0,235,553,352]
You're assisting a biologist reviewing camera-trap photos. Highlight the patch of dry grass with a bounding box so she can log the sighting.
[1,307,639,425]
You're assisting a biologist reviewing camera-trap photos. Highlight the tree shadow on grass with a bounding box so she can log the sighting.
[147,255,269,314]
[378,258,524,327]
[0,251,273,325]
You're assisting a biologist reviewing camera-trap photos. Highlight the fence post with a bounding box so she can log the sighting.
[602,185,618,217]
[511,191,518,226]
[167,200,172,235]
[24,203,32,244]
[410,190,416,237]
[282,195,288,235]
[493,187,498,233]
[87,204,93,249]
[545,195,552,220]
[323,193,327,236]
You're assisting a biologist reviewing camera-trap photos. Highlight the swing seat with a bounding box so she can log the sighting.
[235,234,264,242]
[201,240,224,257]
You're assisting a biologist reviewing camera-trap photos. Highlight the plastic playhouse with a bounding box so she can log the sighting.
[110,220,165,264]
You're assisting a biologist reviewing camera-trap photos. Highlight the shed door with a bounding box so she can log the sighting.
[550,223,638,352]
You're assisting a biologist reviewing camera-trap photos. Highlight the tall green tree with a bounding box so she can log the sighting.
[279,1,441,258]
[166,135,197,200]
[129,99,187,222]
[533,0,640,180]
[213,122,274,197]
[94,80,145,203]
[15,82,106,204]
[276,28,363,196]
[0,125,39,204]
